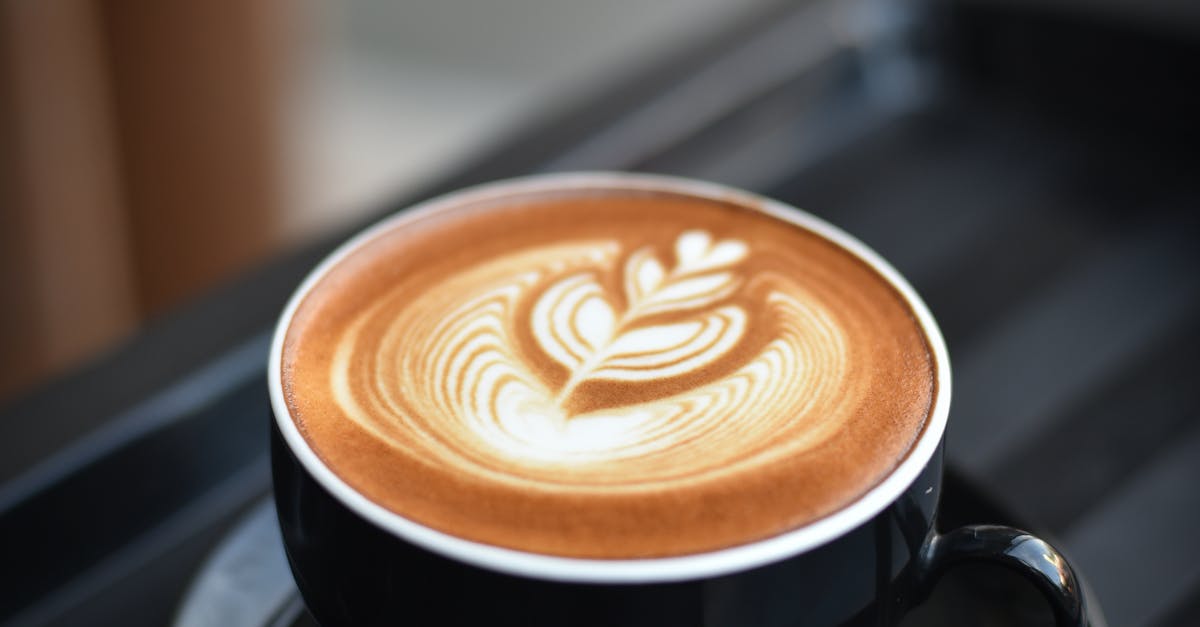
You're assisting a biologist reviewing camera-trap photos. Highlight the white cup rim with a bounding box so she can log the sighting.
[268,171,952,584]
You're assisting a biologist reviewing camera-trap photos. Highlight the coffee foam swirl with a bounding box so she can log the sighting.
[331,231,850,486]
[283,188,935,558]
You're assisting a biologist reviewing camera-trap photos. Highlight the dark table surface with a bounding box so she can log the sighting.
[2,1,1198,625]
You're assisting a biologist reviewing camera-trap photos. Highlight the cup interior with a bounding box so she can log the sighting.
[268,172,952,583]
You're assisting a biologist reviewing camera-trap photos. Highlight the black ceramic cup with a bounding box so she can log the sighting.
[269,173,1089,626]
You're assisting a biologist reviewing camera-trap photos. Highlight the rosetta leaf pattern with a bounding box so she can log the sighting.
[532,230,749,405]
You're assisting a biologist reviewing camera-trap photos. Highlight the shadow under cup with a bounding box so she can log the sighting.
[268,173,1089,627]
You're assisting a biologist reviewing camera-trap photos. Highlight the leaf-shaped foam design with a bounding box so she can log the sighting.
[594,306,745,380]
[533,230,751,404]
[636,272,736,316]
[532,273,613,370]
[576,296,615,353]
[623,250,665,304]
[330,234,852,482]
[622,231,748,317]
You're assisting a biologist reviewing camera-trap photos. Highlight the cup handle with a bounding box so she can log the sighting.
[916,525,1090,626]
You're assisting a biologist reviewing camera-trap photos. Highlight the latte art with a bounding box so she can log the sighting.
[282,185,936,558]
[331,230,848,485]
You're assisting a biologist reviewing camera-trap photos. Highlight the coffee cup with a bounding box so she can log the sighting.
[269,172,1089,626]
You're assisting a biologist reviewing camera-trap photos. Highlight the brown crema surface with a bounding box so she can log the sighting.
[281,187,936,558]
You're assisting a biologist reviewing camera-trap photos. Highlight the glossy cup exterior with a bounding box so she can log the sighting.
[268,173,1084,626]
[273,422,943,626]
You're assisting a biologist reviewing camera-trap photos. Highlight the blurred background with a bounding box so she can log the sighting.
[2,0,1199,625]
[0,0,768,403]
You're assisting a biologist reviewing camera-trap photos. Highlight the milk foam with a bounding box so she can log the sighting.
[330,231,849,485]
[283,186,936,558]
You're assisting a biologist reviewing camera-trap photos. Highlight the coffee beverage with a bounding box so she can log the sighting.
[273,180,1092,627]
[280,181,936,559]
